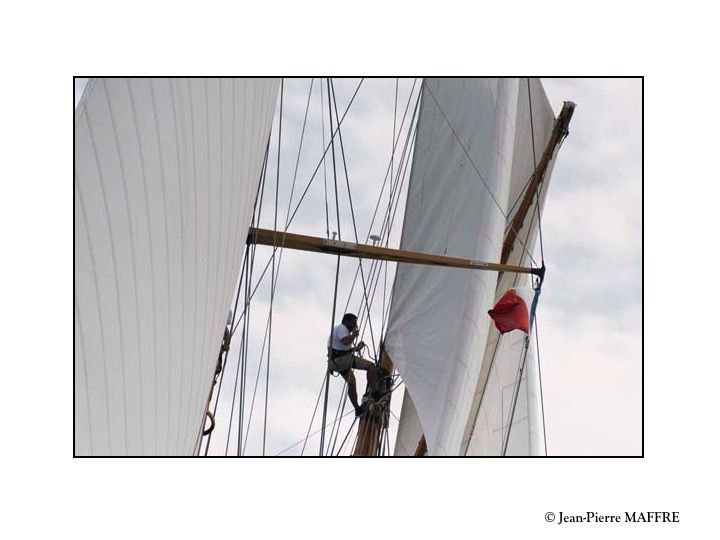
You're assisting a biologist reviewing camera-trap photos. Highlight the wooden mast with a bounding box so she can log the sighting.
[352,349,395,456]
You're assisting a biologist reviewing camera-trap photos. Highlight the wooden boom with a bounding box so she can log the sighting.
[247,227,541,276]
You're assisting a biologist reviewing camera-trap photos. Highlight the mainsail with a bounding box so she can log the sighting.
[74,78,279,455]
[385,78,565,456]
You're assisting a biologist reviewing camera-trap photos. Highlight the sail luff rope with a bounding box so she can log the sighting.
[422,82,539,268]
[222,140,269,455]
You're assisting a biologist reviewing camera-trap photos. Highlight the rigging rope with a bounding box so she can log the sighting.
[329,78,377,360]
[276,408,356,456]
[319,77,344,456]
[534,312,549,456]
[320,80,330,238]
[222,140,269,455]
[262,79,284,455]
[301,372,328,456]
[340,79,420,317]
[501,285,541,456]
[229,78,363,338]
[356,120,418,348]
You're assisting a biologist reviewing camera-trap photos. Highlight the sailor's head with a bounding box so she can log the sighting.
[342,313,358,330]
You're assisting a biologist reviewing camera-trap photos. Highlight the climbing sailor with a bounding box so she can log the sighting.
[327,313,380,416]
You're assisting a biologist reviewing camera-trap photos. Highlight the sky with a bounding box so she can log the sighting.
[75,77,642,456]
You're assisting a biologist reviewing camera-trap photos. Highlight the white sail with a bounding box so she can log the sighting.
[463,79,558,455]
[74,78,279,455]
[384,78,521,455]
[392,389,424,456]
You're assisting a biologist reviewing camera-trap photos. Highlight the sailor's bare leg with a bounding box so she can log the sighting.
[353,357,379,392]
[342,371,360,410]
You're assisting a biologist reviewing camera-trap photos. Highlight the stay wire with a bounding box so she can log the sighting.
[335,416,359,456]
[285,78,364,229]
[301,372,329,456]
[502,286,542,456]
[382,79,399,343]
[276,408,356,456]
[327,379,348,456]
[320,80,330,238]
[320,77,343,455]
[263,79,283,455]
[534,312,549,456]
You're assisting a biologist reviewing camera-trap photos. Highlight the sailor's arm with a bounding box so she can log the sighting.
[340,327,359,345]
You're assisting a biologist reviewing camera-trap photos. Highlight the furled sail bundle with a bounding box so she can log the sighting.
[74,78,279,455]
[385,78,563,456]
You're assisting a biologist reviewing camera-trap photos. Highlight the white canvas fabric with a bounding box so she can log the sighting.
[384,78,520,456]
[462,78,557,455]
[74,78,280,455]
[392,390,424,456]
[465,283,545,455]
